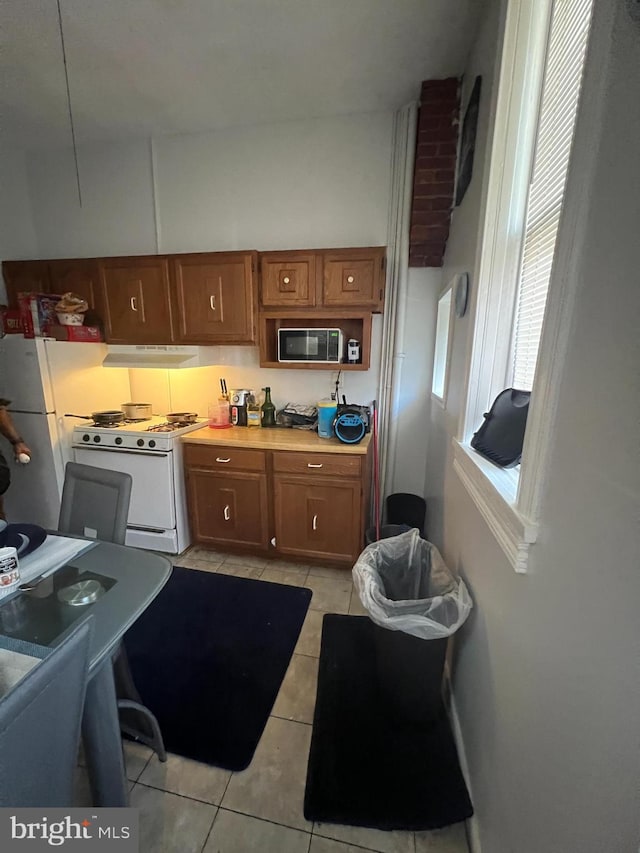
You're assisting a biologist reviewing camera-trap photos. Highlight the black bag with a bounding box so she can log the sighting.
[470,388,531,467]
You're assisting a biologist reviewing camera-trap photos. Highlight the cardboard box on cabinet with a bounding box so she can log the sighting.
[48,324,103,342]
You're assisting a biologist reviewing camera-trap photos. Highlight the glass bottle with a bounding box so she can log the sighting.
[260,386,276,428]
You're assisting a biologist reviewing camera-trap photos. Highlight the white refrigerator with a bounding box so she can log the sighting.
[0,336,131,528]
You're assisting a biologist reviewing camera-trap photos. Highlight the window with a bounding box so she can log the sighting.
[432,286,452,401]
[510,0,595,391]
[453,0,597,572]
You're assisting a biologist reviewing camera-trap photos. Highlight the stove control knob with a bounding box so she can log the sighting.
[137,438,144,447]
[93,435,101,443]
[149,440,156,448]
[82,434,90,442]
[115,437,123,445]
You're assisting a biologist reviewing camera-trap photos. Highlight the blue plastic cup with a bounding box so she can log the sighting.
[317,400,337,438]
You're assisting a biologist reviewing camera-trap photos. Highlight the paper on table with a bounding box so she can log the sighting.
[0,535,98,600]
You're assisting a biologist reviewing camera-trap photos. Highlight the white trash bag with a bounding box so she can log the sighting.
[352,528,472,639]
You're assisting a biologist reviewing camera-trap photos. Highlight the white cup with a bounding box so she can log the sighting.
[0,546,20,592]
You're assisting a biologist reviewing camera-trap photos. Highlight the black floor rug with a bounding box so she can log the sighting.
[304,614,473,831]
[124,566,312,771]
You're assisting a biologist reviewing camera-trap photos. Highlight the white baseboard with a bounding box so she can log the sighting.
[446,677,482,853]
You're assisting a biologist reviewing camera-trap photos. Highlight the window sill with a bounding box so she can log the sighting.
[452,440,538,573]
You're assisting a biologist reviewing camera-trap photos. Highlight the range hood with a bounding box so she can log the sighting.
[102,345,222,369]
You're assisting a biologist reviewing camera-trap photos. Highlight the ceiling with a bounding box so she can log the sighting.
[1,0,481,150]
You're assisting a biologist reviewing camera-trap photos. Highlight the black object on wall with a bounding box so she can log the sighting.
[455,76,482,206]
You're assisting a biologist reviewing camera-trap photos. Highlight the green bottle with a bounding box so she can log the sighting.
[261,386,276,427]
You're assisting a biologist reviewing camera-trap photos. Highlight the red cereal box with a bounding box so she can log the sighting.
[18,293,62,337]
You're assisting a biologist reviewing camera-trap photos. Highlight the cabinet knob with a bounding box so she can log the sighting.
[347,275,355,284]
[307,462,323,468]
[216,457,231,463]
[283,276,290,284]
[223,504,231,521]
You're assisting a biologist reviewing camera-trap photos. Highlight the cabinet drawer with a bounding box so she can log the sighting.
[272,451,361,478]
[184,444,266,472]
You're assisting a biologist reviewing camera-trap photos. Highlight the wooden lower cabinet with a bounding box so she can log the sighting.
[184,441,369,564]
[273,476,361,562]
[186,468,269,550]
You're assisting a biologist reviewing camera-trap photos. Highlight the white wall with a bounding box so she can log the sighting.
[0,149,39,302]
[15,112,393,410]
[154,114,392,253]
[425,2,640,852]
[388,267,441,500]
[27,139,158,258]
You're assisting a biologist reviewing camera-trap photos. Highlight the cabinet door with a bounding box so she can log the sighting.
[274,475,361,563]
[48,259,103,324]
[2,261,51,308]
[99,257,174,343]
[172,252,257,343]
[260,252,317,307]
[322,248,386,311]
[187,468,268,549]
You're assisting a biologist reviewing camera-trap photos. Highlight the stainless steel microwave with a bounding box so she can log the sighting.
[277,328,344,363]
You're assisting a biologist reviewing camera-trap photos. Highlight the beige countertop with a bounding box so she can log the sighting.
[182,425,371,455]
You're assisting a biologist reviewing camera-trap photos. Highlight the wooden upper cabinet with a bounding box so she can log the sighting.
[260,251,317,308]
[171,252,257,344]
[322,247,386,311]
[2,261,52,307]
[256,247,386,313]
[99,256,174,344]
[48,259,103,326]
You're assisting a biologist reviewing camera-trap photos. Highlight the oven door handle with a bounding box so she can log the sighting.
[73,446,169,458]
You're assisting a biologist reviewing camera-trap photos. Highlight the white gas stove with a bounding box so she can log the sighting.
[72,416,207,554]
[73,416,206,452]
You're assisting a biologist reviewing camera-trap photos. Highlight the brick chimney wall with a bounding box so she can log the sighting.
[409,78,461,267]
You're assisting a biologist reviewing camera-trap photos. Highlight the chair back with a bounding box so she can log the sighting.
[0,619,92,806]
[58,462,132,545]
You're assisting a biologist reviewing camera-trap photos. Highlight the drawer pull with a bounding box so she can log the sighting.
[130,296,138,312]
[216,457,231,463]
[312,514,318,531]
[209,294,216,311]
[223,504,231,521]
[307,463,323,468]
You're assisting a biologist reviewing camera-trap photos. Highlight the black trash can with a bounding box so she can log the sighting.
[353,529,472,725]
[373,626,447,723]
[364,523,410,546]
[385,493,427,537]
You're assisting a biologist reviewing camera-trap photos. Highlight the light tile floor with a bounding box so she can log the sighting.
[77,548,469,853]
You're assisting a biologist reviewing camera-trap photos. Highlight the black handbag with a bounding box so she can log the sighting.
[470,388,531,468]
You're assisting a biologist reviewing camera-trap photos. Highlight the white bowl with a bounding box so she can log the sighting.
[56,312,84,326]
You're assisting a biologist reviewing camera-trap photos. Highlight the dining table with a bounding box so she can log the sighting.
[0,538,172,807]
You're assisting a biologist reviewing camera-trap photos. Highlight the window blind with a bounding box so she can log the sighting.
[511,0,593,391]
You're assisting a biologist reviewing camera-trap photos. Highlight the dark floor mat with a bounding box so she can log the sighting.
[123,566,311,771]
[304,614,473,831]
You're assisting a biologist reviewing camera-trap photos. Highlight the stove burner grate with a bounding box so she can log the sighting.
[145,422,183,433]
